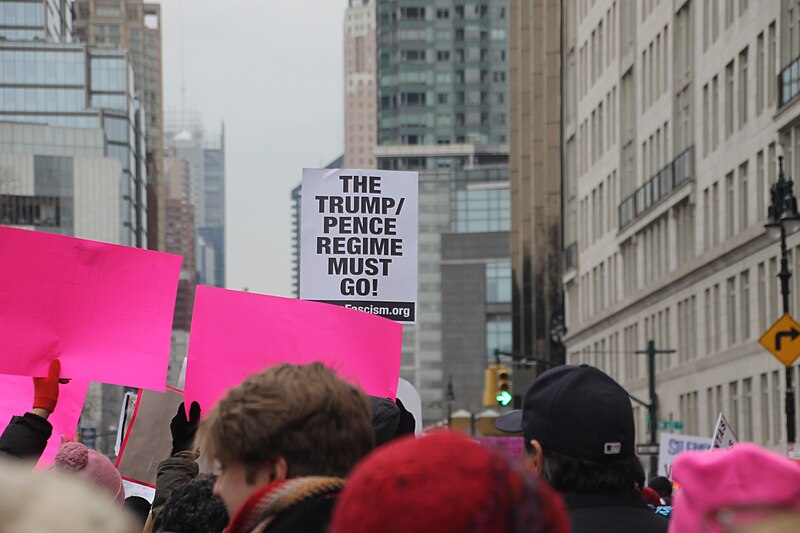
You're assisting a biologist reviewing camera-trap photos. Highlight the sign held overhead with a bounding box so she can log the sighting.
[300,168,418,322]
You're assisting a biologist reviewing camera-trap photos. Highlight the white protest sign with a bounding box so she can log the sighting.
[300,168,418,322]
[657,432,712,478]
[712,412,738,448]
[396,378,422,435]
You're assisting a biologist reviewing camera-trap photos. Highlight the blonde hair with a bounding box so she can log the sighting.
[0,458,137,533]
[198,362,374,481]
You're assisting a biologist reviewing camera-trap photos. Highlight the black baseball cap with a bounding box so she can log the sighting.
[495,365,635,462]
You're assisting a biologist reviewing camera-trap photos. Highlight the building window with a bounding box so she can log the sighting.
[772,370,782,443]
[739,162,749,230]
[743,377,753,440]
[739,48,748,128]
[452,185,510,233]
[713,284,721,351]
[729,381,740,431]
[727,277,737,346]
[726,172,735,237]
[96,3,121,17]
[725,61,735,138]
[757,33,765,114]
[760,373,770,442]
[485,261,511,303]
[712,76,720,149]
[486,317,512,362]
[741,270,751,341]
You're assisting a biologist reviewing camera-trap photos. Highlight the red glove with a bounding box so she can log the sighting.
[33,359,61,413]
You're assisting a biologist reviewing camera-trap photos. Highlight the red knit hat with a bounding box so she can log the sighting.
[330,430,571,533]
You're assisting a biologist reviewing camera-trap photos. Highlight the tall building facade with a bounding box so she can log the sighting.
[376,0,510,422]
[563,0,800,452]
[0,41,148,247]
[344,0,377,169]
[508,0,564,369]
[72,0,165,252]
[0,0,74,41]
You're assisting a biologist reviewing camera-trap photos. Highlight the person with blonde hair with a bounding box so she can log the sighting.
[0,458,137,533]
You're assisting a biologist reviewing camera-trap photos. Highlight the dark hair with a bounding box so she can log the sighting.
[158,474,229,533]
[123,496,151,529]
[648,476,673,498]
[540,447,645,494]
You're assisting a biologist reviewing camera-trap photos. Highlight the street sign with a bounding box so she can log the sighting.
[759,314,800,367]
[658,420,684,430]
[636,443,660,455]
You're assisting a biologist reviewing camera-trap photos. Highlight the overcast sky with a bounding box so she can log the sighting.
[160,0,348,296]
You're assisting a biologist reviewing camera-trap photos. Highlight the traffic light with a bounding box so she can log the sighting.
[495,364,512,406]
[482,364,499,406]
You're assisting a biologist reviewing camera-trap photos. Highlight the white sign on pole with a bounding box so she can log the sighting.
[657,432,712,478]
[711,412,738,448]
[300,168,418,322]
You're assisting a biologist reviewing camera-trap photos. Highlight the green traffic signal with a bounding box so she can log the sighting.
[496,390,512,406]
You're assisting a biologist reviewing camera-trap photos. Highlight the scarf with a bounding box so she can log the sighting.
[225,476,345,533]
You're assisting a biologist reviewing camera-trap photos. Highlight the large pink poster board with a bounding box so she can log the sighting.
[0,227,181,390]
[184,286,403,414]
[0,376,90,467]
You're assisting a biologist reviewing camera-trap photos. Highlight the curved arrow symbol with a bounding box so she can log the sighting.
[775,328,800,351]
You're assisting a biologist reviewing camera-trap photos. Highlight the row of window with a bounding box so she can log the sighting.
[576,86,617,177]
[640,25,669,112]
[703,0,751,52]
[575,1,618,99]
[702,143,777,252]
[578,169,618,251]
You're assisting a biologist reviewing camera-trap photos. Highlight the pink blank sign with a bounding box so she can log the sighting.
[184,286,403,415]
[0,227,181,391]
[0,375,90,468]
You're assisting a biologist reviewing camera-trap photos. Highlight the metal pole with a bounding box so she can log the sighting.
[647,340,658,479]
[779,224,797,451]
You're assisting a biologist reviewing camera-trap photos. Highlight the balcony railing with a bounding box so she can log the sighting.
[780,55,800,107]
[618,146,693,230]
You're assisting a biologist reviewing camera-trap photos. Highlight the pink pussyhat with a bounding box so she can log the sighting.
[668,442,800,533]
[54,442,125,504]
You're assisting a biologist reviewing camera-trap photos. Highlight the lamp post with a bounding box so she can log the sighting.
[764,156,800,456]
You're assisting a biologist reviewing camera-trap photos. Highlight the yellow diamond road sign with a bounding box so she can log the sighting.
[759,314,800,367]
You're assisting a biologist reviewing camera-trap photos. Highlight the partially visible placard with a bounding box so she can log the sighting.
[115,387,184,486]
[0,375,89,467]
[0,227,181,390]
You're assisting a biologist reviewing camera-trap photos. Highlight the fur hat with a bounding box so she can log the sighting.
[54,442,125,504]
[330,431,570,533]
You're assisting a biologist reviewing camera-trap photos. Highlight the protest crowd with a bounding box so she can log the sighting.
[1,357,800,532]
[1,228,800,533]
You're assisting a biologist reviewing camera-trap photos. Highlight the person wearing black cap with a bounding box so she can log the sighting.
[496,364,668,533]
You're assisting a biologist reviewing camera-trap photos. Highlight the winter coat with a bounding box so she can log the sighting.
[150,451,199,531]
[226,477,344,533]
[0,412,51,461]
[564,489,669,533]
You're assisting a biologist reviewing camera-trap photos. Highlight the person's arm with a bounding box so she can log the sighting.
[0,360,62,461]
[150,401,201,529]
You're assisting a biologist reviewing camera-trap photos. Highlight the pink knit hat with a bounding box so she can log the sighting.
[54,442,125,504]
[669,443,800,533]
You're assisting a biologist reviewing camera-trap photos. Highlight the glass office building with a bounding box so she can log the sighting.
[0,0,74,42]
[377,0,508,170]
[0,41,147,246]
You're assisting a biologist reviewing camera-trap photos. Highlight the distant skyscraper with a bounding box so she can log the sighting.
[72,0,166,252]
[375,0,510,422]
[0,41,148,247]
[164,114,226,289]
[201,126,225,288]
[344,0,377,168]
[0,0,74,42]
